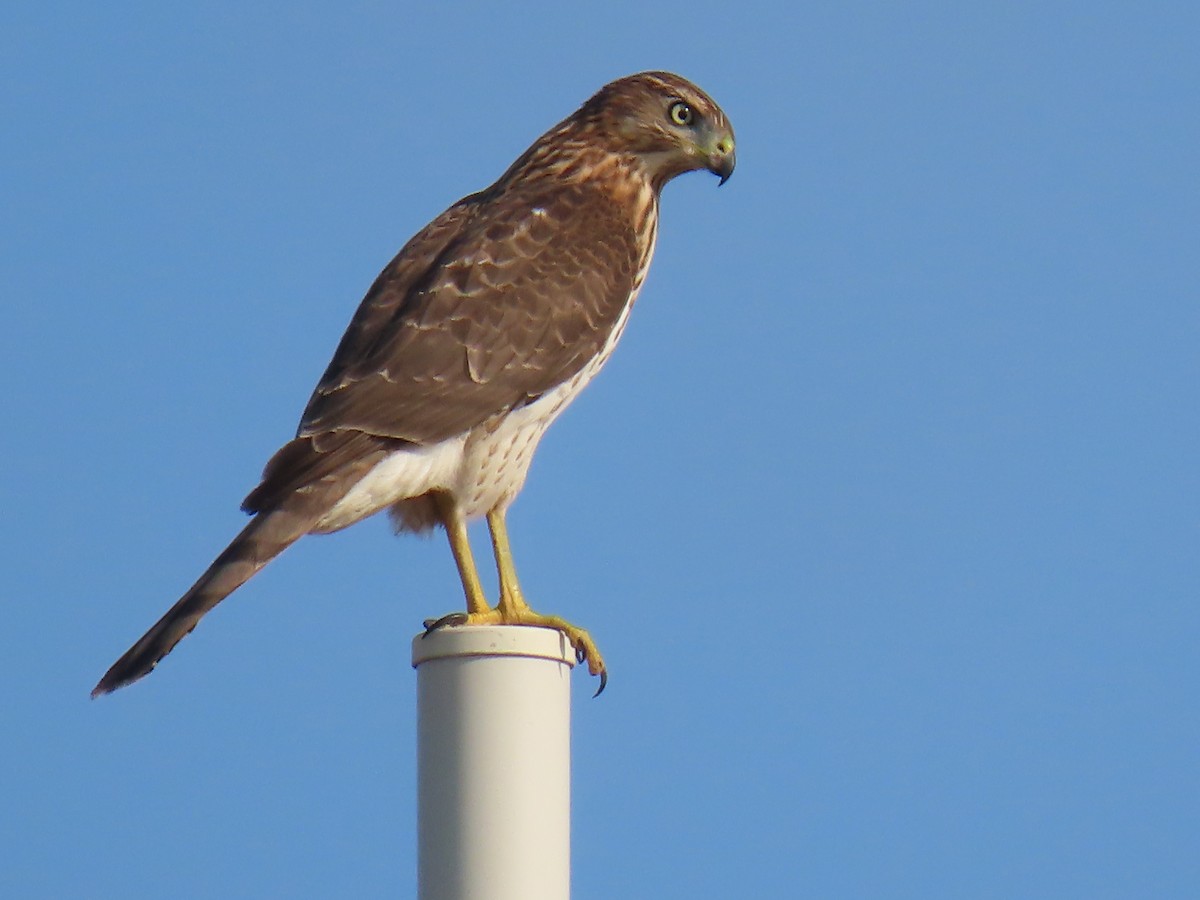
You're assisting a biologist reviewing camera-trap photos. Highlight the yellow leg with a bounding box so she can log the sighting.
[487,507,530,616]
[425,501,608,694]
[434,493,489,616]
[486,507,607,693]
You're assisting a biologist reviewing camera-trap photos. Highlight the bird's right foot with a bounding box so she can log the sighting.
[422,608,607,696]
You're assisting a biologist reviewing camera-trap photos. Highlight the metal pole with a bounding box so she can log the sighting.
[413,625,574,900]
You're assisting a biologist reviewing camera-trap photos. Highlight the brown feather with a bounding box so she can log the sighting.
[295,180,640,446]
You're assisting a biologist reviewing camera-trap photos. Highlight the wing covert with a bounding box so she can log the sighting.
[298,180,641,446]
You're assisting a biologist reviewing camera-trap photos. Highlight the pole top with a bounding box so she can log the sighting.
[412,624,577,669]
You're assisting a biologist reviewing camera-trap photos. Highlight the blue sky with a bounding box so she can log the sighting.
[3,2,1197,897]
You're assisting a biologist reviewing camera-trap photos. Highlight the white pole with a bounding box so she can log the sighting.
[412,625,574,900]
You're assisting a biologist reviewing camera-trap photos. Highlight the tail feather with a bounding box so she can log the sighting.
[94,434,396,697]
[91,505,315,697]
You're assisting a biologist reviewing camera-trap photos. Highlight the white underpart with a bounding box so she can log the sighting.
[452,281,639,519]
[314,436,466,531]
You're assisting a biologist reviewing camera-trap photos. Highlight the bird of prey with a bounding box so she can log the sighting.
[93,71,735,698]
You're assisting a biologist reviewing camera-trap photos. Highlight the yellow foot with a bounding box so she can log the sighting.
[423,609,608,696]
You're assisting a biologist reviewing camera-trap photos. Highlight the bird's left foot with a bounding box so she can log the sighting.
[423,608,607,696]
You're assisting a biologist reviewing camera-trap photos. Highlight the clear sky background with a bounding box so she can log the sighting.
[3,2,1196,897]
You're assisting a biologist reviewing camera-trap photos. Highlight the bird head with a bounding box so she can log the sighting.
[575,71,736,190]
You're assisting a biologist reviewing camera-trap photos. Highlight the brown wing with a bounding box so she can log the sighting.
[298,193,484,434]
[242,178,641,515]
[240,197,483,516]
[299,178,641,444]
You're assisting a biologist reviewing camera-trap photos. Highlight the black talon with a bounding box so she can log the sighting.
[592,670,607,698]
[422,612,468,636]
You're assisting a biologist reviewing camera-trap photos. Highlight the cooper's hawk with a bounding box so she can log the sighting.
[93,71,735,697]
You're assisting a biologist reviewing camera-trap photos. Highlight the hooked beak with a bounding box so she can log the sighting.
[706,130,736,185]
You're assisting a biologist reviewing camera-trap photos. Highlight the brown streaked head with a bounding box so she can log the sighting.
[569,71,736,190]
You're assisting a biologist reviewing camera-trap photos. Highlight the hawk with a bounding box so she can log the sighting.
[93,71,735,697]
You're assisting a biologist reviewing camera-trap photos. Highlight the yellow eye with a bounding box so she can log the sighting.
[668,101,694,127]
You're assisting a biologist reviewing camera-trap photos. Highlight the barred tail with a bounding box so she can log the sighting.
[93,434,396,697]
[91,505,314,697]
